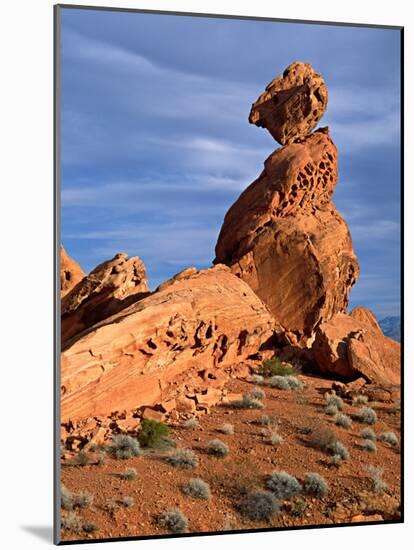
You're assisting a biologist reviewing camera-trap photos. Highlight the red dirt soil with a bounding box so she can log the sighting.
[60,374,401,542]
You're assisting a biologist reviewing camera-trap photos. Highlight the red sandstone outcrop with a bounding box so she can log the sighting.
[249,62,328,145]
[312,307,400,384]
[61,264,278,421]
[215,127,359,341]
[61,252,149,346]
[60,245,85,297]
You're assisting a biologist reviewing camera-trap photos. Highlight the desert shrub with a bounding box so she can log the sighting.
[219,423,234,435]
[270,376,290,390]
[74,450,89,466]
[74,491,93,509]
[361,440,377,453]
[326,440,349,460]
[325,394,344,411]
[378,431,399,448]
[265,429,283,447]
[285,375,303,390]
[61,485,73,511]
[308,423,337,450]
[258,356,297,377]
[120,467,138,481]
[366,465,388,493]
[83,522,98,534]
[250,388,266,400]
[238,490,280,522]
[360,428,376,441]
[266,471,302,500]
[207,439,229,458]
[109,435,142,459]
[61,512,82,533]
[259,414,271,426]
[166,448,198,469]
[327,454,342,468]
[158,509,188,533]
[252,374,265,385]
[335,413,353,429]
[138,419,170,448]
[120,496,134,507]
[182,417,199,430]
[230,394,264,410]
[182,478,211,500]
[324,404,338,416]
[353,394,369,406]
[303,473,329,498]
[357,406,378,425]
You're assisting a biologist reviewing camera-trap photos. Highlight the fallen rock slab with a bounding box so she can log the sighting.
[312,307,400,384]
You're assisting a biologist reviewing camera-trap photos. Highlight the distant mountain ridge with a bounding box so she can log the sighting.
[379,316,400,342]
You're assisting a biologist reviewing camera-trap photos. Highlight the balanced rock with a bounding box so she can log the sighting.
[60,245,85,297]
[312,307,400,384]
[249,61,328,145]
[215,128,359,340]
[61,252,149,346]
[61,265,277,421]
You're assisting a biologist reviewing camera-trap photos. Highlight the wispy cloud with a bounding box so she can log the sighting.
[60,13,401,318]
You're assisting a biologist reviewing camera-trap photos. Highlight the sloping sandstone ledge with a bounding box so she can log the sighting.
[61,265,278,421]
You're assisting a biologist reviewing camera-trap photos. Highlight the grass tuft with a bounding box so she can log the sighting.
[182,418,199,430]
[207,439,229,458]
[238,490,280,522]
[266,471,302,500]
[360,428,376,441]
[324,404,338,416]
[109,435,142,459]
[120,467,138,481]
[325,394,344,410]
[270,376,290,390]
[353,394,369,406]
[357,407,378,425]
[229,394,264,410]
[335,413,353,429]
[366,465,388,493]
[250,388,266,400]
[378,431,399,448]
[166,449,198,469]
[158,509,188,533]
[219,423,234,435]
[182,478,211,500]
[74,491,93,509]
[120,496,134,507]
[360,440,377,453]
[303,473,329,498]
[61,512,82,534]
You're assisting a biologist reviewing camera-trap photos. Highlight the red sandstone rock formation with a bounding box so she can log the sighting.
[215,127,359,341]
[312,307,400,384]
[61,265,278,421]
[249,62,328,145]
[60,245,85,297]
[61,252,149,346]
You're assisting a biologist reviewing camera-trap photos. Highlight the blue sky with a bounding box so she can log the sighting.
[60,8,401,319]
